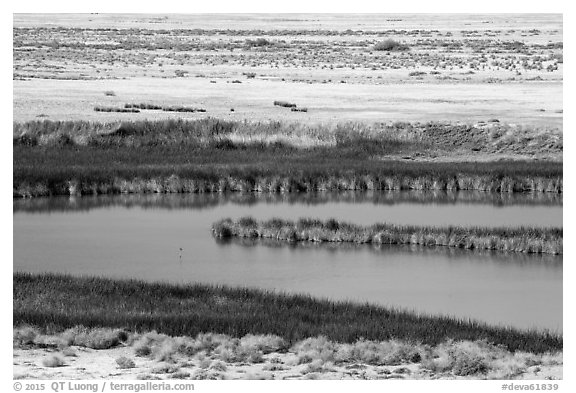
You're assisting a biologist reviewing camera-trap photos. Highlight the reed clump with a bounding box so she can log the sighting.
[212,217,562,255]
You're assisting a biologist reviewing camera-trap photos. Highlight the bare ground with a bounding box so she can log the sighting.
[13,345,562,381]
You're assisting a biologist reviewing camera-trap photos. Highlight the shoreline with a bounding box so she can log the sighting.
[13,273,562,353]
[13,273,563,380]
[14,119,563,197]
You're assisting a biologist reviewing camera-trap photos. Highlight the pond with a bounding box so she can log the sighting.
[13,191,562,332]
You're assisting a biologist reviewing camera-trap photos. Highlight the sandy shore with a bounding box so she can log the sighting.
[13,345,562,380]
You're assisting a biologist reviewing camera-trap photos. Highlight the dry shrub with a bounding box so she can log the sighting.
[42,354,65,367]
[116,356,135,369]
[421,340,494,376]
[62,326,127,349]
[240,334,287,354]
[151,363,180,374]
[13,326,40,346]
[291,336,336,364]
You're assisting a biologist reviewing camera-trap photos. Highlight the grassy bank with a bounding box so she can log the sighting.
[212,218,563,255]
[14,273,561,353]
[13,119,562,197]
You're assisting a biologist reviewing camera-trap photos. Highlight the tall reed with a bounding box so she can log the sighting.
[212,218,563,255]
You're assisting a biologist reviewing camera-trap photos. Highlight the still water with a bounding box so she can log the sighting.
[13,192,562,332]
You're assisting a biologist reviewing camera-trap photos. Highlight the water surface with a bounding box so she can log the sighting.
[13,192,562,332]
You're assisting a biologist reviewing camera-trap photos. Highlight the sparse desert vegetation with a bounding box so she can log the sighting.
[13,325,563,379]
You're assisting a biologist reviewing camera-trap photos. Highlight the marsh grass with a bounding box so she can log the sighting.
[13,273,562,353]
[13,119,562,197]
[212,218,562,255]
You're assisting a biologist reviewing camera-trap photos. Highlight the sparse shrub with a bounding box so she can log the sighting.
[136,374,162,380]
[292,336,336,364]
[190,370,225,380]
[14,326,40,346]
[210,360,227,371]
[169,371,191,379]
[393,367,411,374]
[134,342,152,357]
[116,356,136,369]
[421,340,492,376]
[262,363,287,371]
[240,334,287,354]
[62,347,77,357]
[151,363,180,374]
[302,359,326,374]
[42,354,65,367]
[198,358,212,369]
[154,339,179,362]
[246,38,271,47]
[62,326,127,349]
[373,39,409,52]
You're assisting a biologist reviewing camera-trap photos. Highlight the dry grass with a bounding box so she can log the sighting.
[15,326,562,378]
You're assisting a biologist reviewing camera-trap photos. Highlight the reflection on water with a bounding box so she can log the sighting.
[217,237,563,269]
[13,190,563,213]
[13,193,562,332]
[13,191,562,228]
